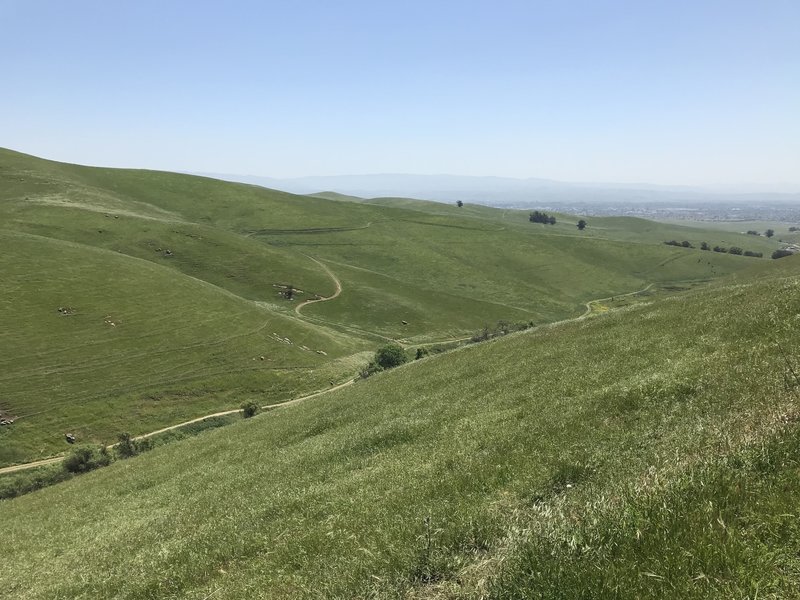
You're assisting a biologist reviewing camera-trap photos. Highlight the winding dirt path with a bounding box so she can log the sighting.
[294,256,342,315]
[580,283,654,318]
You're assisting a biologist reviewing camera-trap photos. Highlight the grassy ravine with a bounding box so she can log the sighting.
[2,260,799,599]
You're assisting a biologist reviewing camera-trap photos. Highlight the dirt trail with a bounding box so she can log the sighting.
[0,379,356,476]
[294,256,342,315]
[0,456,64,475]
[581,283,654,317]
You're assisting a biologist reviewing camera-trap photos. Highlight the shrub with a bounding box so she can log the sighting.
[772,249,794,259]
[115,432,152,459]
[529,211,556,225]
[63,445,111,474]
[700,242,710,250]
[728,246,743,255]
[241,401,259,418]
[415,347,430,360]
[374,344,408,369]
[359,361,384,379]
[744,250,763,258]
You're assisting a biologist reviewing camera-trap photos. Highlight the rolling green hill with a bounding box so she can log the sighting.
[2,257,799,598]
[0,228,366,466]
[0,147,783,468]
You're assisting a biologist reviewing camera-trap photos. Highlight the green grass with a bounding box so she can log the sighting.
[2,257,799,598]
[492,423,800,599]
[3,147,781,466]
[0,228,366,466]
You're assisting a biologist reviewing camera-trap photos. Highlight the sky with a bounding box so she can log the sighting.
[1,0,799,186]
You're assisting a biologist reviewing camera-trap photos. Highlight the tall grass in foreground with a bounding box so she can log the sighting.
[491,422,800,599]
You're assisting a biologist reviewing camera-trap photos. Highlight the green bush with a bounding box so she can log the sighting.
[241,401,259,418]
[374,344,408,369]
[115,432,152,459]
[63,445,111,474]
[359,361,384,379]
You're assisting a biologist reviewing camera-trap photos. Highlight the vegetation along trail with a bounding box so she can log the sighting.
[0,379,357,476]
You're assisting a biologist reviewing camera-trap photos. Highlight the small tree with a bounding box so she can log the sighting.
[577,219,587,230]
[456,200,463,208]
[375,343,408,369]
[765,229,775,238]
[728,246,743,255]
[241,401,259,418]
[700,241,710,251]
[284,286,295,300]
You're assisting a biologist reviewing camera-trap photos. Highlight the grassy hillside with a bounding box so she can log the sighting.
[2,148,775,339]
[2,258,798,598]
[0,228,365,466]
[0,147,782,467]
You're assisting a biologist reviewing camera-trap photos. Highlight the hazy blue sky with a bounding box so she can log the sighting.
[2,1,798,185]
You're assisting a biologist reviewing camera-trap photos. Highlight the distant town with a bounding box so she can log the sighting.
[506,200,800,224]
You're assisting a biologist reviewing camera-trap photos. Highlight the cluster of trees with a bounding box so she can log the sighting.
[709,245,762,257]
[746,229,775,237]
[789,226,799,232]
[529,211,556,225]
[773,249,796,259]
[664,240,763,257]
[469,320,535,344]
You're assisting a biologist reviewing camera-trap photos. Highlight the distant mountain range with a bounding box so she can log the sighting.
[196,172,800,207]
